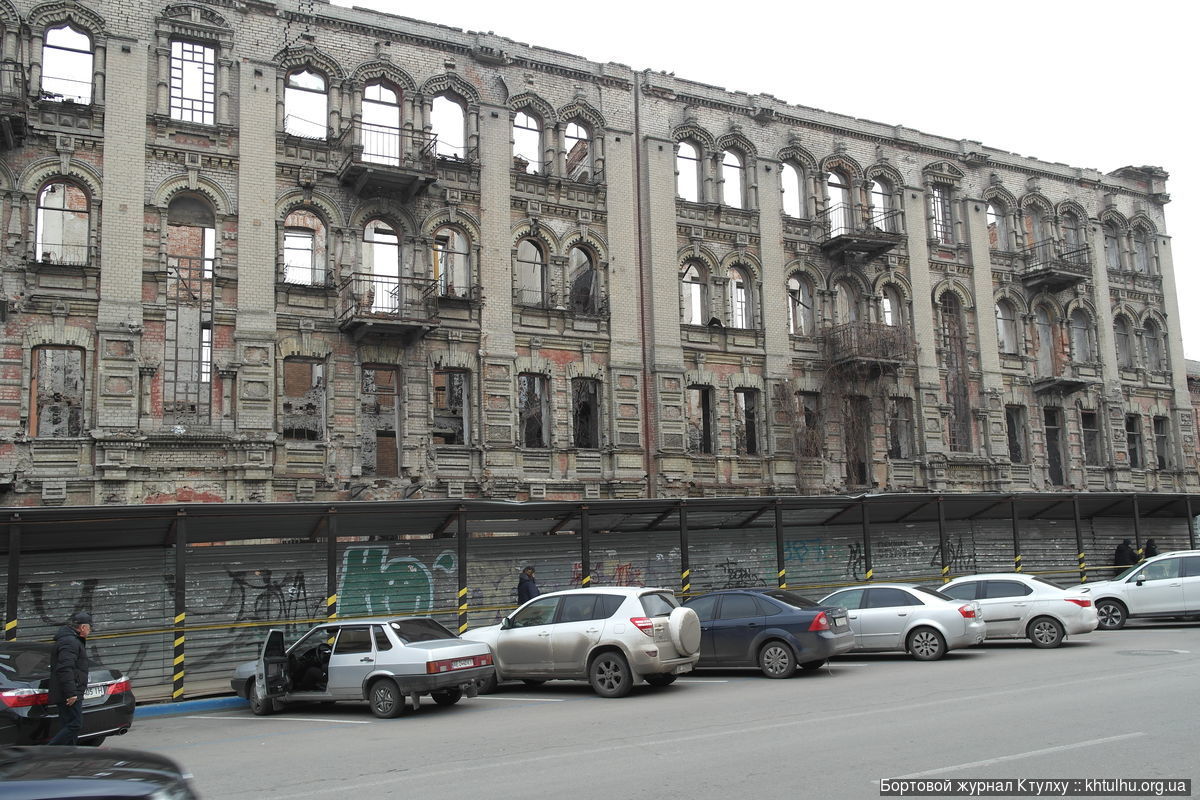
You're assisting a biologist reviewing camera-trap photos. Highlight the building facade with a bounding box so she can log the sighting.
[0,0,1193,507]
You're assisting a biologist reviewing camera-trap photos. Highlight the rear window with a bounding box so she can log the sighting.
[1032,576,1064,589]
[763,590,817,609]
[639,592,679,617]
[389,618,455,643]
[0,645,52,681]
[913,586,954,602]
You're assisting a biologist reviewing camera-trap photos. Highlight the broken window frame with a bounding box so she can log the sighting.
[362,80,402,166]
[1114,315,1133,368]
[940,292,972,453]
[1032,305,1056,378]
[432,226,471,298]
[35,180,90,265]
[431,369,469,446]
[826,171,852,237]
[517,372,549,448]
[685,385,714,455]
[781,162,804,218]
[1004,405,1027,464]
[1103,223,1123,271]
[563,121,592,181]
[283,68,328,140]
[733,388,759,456]
[986,201,1010,251]
[1144,319,1165,372]
[30,345,85,438]
[787,274,815,335]
[571,377,601,449]
[868,178,892,230]
[1068,308,1093,362]
[282,209,326,286]
[512,110,543,174]
[361,365,399,477]
[514,238,548,308]
[1081,410,1103,467]
[929,183,954,245]
[721,150,745,209]
[41,24,93,103]
[169,39,216,125]
[280,358,326,441]
[887,397,914,460]
[681,262,707,326]
[726,266,753,329]
[995,299,1019,354]
[431,94,466,159]
[676,140,701,202]
[881,285,904,328]
[1132,228,1152,274]
[1125,414,1143,469]
[1153,416,1171,470]
[362,219,401,313]
[1044,406,1065,486]
[567,246,599,316]
[164,193,217,425]
[843,395,872,487]
[797,391,822,458]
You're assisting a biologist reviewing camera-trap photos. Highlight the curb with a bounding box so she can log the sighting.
[135,696,246,718]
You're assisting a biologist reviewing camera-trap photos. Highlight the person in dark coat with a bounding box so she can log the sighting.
[1144,539,1159,559]
[47,611,93,746]
[516,566,540,604]
[1113,539,1138,568]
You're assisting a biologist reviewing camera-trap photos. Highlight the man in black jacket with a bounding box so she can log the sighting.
[516,566,540,604]
[47,611,93,746]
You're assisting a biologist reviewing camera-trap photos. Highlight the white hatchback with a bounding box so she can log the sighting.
[940,573,1098,647]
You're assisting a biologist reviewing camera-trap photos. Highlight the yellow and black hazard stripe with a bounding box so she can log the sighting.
[325,593,337,620]
[1013,553,1023,573]
[777,568,786,589]
[1077,552,1087,583]
[172,612,185,701]
[457,587,469,634]
[681,568,691,594]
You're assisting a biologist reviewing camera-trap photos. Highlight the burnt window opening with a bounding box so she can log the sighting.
[42,24,93,104]
[781,162,804,218]
[568,247,599,315]
[170,40,215,125]
[36,182,89,265]
[676,140,701,202]
[431,95,466,159]
[1005,405,1027,464]
[844,396,872,487]
[1126,414,1143,469]
[681,262,707,326]
[564,121,592,181]
[797,392,822,458]
[284,68,327,139]
[283,209,326,286]
[986,201,1010,251]
[1103,223,1123,271]
[362,366,398,477]
[1114,316,1133,368]
[721,150,745,209]
[362,81,401,166]
[1081,410,1102,467]
[929,183,954,245]
[432,370,468,446]
[515,239,548,308]
[518,373,549,448]
[165,194,216,425]
[31,346,84,437]
[940,293,972,453]
[787,275,815,335]
[888,397,914,460]
[733,388,759,455]
[281,359,325,441]
[572,378,600,449]
[361,220,401,313]
[1044,407,1065,486]
[686,385,714,454]
[513,111,543,174]
[432,227,470,298]
[1153,416,1171,470]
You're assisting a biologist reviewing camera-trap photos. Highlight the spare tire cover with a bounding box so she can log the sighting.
[668,606,701,656]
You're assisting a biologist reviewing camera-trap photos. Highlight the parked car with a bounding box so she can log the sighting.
[0,745,198,799]
[682,588,854,678]
[1069,550,1200,629]
[939,573,1098,647]
[0,641,135,746]
[817,583,985,660]
[462,587,701,698]
[231,617,494,719]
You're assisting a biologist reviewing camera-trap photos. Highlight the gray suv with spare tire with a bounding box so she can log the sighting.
[462,587,701,697]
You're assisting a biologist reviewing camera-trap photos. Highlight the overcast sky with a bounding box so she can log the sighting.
[333,0,1198,361]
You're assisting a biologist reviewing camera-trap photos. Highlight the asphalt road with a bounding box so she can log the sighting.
[118,622,1199,799]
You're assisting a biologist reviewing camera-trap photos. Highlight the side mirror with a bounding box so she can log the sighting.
[500,617,513,631]
[1134,574,1146,586]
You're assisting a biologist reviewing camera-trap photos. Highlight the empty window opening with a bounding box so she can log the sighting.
[686,386,714,454]
[797,392,822,458]
[1144,320,1165,371]
[721,150,744,208]
[432,227,470,298]
[515,239,547,307]
[881,286,903,327]
[362,81,401,165]
[165,194,216,425]
[1153,416,1171,470]
[1114,316,1133,368]
[727,266,751,328]
[1103,224,1122,271]
[734,388,759,455]
[1069,308,1093,362]
[170,40,215,125]
[568,247,598,315]
[1126,414,1143,469]
[781,163,803,218]
[1081,411,1102,467]
[995,300,1019,354]
[868,179,894,231]
[31,346,84,437]
[432,370,468,445]
[518,373,549,448]
[283,210,326,286]
[1032,305,1056,378]
[941,293,971,452]
[888,397,914,460]
[282,359,325,440]
[835,281,860,324]
[826,172,851,236]
[986,202,1009,251]
[787,275,814,335]
[676,141,700,202]
[42,24,92,103]
[930,184,953,245]
[1005,405,1027,464]
[1044,407,1065,485]
[564,122,592,181]
[844,395,872,486]
[284,69,327,139]
[1133,230,1152,274]
[682,263,706,325]
[572,378,600,449]
[362,220,401,313]
[36,182,89,264]
[431,95,466,159]
[512,111,542,174]
[1061,211,1083,250]
[362,366,398,477]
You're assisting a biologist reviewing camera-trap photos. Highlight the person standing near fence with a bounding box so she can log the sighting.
[47,611,93,746]
[516,566,540,604]
[1113,539,1138,568]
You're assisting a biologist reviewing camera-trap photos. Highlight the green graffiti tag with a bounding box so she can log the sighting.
[337,547,456,616]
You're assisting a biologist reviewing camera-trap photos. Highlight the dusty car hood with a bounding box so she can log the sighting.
[459,625,501,647]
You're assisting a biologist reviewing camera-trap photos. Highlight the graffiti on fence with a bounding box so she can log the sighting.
[337,546,457,616]
[570,560,644,587]
[714,559,760,588]
[192,569,319,623]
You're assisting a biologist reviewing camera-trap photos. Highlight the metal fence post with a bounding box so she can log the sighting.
[1010,497,1022,573]
[172,510,188,702]
[937,496,949,583]
[326,508,338,620]
[774,500,785,589]
[580,504,591,587]
[861,498,874,581]
[457,506,468,634]
[5,515,19,641]
[679,500,690,596]
[1073,495,1086,583]
[1187,496,1196,550]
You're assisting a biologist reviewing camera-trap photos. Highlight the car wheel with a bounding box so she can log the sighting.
[757,641,797,678]
[589,651,633,698]
[644,673,677,688]
[1096,599,1127,630]
[522,679,547,688]
[431,688,462,706]
[907,627,947,661]
[247,680,275,716]
[1027,616,1065,648]
[799,659,827,672]
[368,679,407,719]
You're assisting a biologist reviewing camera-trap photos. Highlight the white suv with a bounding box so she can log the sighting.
[462,587,701,697]
[1070,550,1200,629]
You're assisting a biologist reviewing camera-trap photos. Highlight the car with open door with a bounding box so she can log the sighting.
[231,617,494,719]
[1068,550,1200,629]
[818,583,985,660]
[939,573,1097,647]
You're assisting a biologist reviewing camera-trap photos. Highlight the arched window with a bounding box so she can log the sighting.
[36,181,90,264]
[284,68,327,139]
[165,194,216,423]
[1114,315,1133,368]
[929,184,954,244]
[515,239,547,307]
[986,201,1009,251]
[1133,229,1152,274]
[513,111,542,174]
[167,193,215,279]
[721,150,744,209]
[283,209,326,285]
[995,299,1019,354]
[1061,210,1083,249]
[362,81,401,165]
[1033,305,1056,377]
[727,266,752,328]
[564,121,592,181]
[31,346,84,437]
[826,171,851,236]
[432,226,470,298]
[362,220,400,312]
[1143,319,1165,371]
[676,141,701,202]
[42,24,92,104]
[787,275,814,335]
[834,280,859,323]
[868,178,893,231]
[568,247,598,315]
[781,163,803,218]
[1069,308,1094,362]
[1024,205,1051,244]
[881,286,904,327]
[432,95,466,159]
[1103,223,1122,270]
[681,263,706,325]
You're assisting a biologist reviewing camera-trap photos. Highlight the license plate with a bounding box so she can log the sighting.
[450,658,475,670]
[674,663,693,675]
[83,686,104,699]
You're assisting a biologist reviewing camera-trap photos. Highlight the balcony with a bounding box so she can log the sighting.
[824,321,914,371]
[335,124,438,199]
[1020,238,1092,291]
[337,274,439,341]
[0,60,28,149]
[815,203,903,258]
[1031,364,1096,396]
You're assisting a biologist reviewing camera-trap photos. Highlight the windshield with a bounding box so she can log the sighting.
[390,618,455,643]
[1110,565,1140,582]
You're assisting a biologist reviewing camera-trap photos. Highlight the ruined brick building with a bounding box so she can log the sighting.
[0,0,1193,507]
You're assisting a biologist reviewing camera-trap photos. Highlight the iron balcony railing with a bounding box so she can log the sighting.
[514,287,556,309]
[338,122,438,173]
[814,203,903,242]
[1023,238,1091,274]
[0,60,27,100]
[339,273,438,325]
[825,321,914,364]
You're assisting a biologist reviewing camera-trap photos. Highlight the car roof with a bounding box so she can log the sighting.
[823,582,925,591]
[312,617,441,627]
[539,586,670,597]
[945,573,1041,581]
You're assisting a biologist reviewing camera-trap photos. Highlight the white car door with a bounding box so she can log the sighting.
[1183,556,1200,613]
[1124,558,1185,615]
[978,580,1034,637]
[858,588,920,650]
[326,625,376,700]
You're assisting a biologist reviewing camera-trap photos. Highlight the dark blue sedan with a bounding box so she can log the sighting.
[682,589,854,678]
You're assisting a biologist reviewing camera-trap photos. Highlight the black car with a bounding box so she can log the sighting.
[0,642,135,746]
[0,746,198,799]
[683,588,855,678]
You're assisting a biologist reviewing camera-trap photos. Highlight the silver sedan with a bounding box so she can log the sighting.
[940,573,1098,647]
[818,583,985,660]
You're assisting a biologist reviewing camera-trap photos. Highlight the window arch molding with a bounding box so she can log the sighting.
[348,200,417,240]
[21,157,102,201]
[1018,195,1054,242]
[30,4,106,104]
[277,188,344,230]
[0,0,19,38]
[347,61,416,94]
[672,123,715,204]
[422,207,482,243]
[778,143,817,219]
[274,45,346,136]
[930,278,975,316]
[1138,312,1169,371]
[21,322,96,433]
[152,175,231,216]
[155,4,233,120]
[877,280,912,328]
[982,186,1017,252]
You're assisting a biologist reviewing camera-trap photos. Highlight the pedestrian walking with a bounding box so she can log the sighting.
[516,566,540,604]
[1113,538,1138,568]
[1144,538,1159,559]
[47,611,93,746]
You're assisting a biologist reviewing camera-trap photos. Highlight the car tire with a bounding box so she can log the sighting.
[1096,599,1127,630]
[588,651,633,698]
[906,627,947,661]
[799,659,827,672]
[431,688,463,706]
[757,641,797,678]
[1027,616,1065,648]
[644,673,677,688]
[668,606,702,656]
[522,679,547,688]
[368,679,407,719]
[247,680,276,716]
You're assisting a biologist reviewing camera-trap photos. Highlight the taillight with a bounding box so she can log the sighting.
[958,604,977,619]
[630,617,655,637]
[1065,598,1092,608]
[425,654,491,674]
[106,679,132,696]
[1,688,49,708]
[807,611,831,632]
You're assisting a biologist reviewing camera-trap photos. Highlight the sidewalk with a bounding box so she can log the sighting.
[134,677,246,719]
